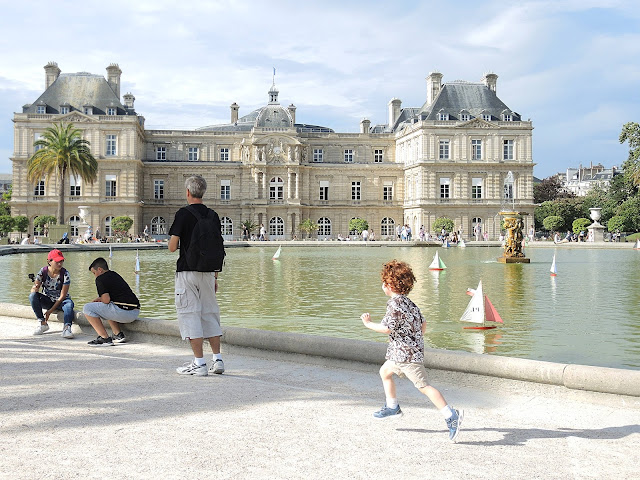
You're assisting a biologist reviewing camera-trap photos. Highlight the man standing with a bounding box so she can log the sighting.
[169,175,225,376]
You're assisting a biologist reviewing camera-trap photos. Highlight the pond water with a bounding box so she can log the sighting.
[2,246,639,370]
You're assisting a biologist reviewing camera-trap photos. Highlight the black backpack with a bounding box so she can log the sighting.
[185,205,225,272]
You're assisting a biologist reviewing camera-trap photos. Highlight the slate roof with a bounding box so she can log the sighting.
[198,107,334,133]
[22,73,133,115]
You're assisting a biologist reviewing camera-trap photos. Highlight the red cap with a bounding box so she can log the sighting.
[47,249,65,262]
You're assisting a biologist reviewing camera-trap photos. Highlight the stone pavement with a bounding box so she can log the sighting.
[1,315,639,480]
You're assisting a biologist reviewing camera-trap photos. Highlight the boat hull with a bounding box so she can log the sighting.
[463,326,497,330]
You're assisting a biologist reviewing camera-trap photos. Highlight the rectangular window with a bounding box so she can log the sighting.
[440,177,450,199]
[344,149,354,163]
[154,180,164,199]
[220,179,230,200]
[504,184,514,199]
[439,140,450,160]
[503,140,514,160]
[460,114,470,121]
[105,174,117,197]
[70,176,81,196]
[482,114,491,121]
[374,149,383,163]
[319,180,329,201]
[471,139,482,160]
[60,106,69,114]
[438,113,449,121]
[84,107,92,115]
[34,133,42,152]
[34,180,45,196]
[106,134,117,156]
[107,107,116,115]
[156,147,166,161]
[188,147,198,161]
[313,148,323,163]
[351,181,361,200]
[220,148,229,162]
[383,181,393,201]
[471,177,483,199]
[503,114,512,121]
[36,105,46,114]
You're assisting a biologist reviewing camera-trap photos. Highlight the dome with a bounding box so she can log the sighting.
[255,105,293,128]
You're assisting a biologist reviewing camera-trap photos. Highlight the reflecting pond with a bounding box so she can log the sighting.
[2,246,639,370]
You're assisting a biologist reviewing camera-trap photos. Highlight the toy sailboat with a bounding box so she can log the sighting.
[109,245,113,258]
[272,246,282,260]
[459,238,466,248]
[134,250,140,274]
[460,281,503,330]
[428,251,446,270]
[634,239,640,250]
[550,254,557,276]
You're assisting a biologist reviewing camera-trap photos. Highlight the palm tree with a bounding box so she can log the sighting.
[27,123,98,225]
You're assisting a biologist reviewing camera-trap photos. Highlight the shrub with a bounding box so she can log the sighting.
[542,215,564,232]
[433,217,454,234]
[572,218,591,235]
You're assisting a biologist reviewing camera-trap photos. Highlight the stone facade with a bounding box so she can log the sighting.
[10,63,534,240]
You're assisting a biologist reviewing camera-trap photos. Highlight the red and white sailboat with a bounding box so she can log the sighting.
[460,281,504,330]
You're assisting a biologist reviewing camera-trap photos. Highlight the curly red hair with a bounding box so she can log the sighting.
[380,260,415,295]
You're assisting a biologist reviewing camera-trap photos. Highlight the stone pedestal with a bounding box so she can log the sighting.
[48,224,70,243]
[588,223,605,242]
[497,256,531,263]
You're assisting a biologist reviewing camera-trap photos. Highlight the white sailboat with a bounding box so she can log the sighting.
[134,250,140,273]
[109,245,113,258]
[272,246,282,260]
[459,238,466,248]
[634,239,640,250]
[460,281,504,330]
[550,254,557,276]
[428,251,446,270]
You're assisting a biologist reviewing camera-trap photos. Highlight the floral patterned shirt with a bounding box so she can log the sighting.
[381,295,425,363]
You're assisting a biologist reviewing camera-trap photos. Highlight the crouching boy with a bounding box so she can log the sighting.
[83,257,140,346]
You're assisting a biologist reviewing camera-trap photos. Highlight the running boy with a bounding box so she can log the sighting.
[361,260,463,442]
[83,257,140,346]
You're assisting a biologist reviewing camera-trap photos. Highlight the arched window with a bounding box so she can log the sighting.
[269,177,284,200]
[69,215,81,237]
[269,216,284,237]
[221,216,233,238]
[151,216,166,235]
[349,217,361,236]
[105,216,114,236]
[380,217,395,237]
[317,217,331,237]
[32,217,42,236]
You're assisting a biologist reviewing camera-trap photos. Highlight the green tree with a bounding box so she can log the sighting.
[572,218,591,235]
[27,122,98,225]
[0,215,14,237]
[533,175,574,204]
[33,215,57,235]
[13,216,29,234]
[607,215,625,233]
[613,196,640,232]
[619,122,640,187]
[112,216,134,238]
[348,218,369,235]
[0,186,11,216]
[543,215,564,232]
[298,218,318,239]
[433,217,454,234]
[241,219,258,235]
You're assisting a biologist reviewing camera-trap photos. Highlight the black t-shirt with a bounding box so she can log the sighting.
[96,270,140,309]
[169,203,220,272]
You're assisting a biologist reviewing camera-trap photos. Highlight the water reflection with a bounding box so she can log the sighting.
[1,246,639,370]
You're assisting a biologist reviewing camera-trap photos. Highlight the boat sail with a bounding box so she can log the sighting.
[109,245,113,258]
[272,246,282,260]
[634,239,640,250]
[428,251,446,270]
[550,254,557,276]
[460,281,504,330]
[459,238,466,248]
[134,250,140,274]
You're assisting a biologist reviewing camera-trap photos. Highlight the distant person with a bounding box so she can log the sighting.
[259,224,266,241]
[360,260,463,442]
[528,225,535,242]
[406,225,412,241]
[362,229,369,241]
[242,225,249,241]
[95,227,101,241]
[21,234,32,245]
[169,175,226,376]
[29,249,75,339]
[143,225,149,241]
[58,232,70,244]
[83,257,140,346]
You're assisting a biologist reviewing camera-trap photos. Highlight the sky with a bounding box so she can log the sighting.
[0,0,638,178]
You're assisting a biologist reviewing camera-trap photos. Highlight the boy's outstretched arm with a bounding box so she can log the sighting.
[361,313,391,334]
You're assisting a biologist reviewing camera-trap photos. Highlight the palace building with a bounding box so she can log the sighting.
[10,62,534,240]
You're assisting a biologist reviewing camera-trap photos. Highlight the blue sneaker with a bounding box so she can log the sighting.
[373,404,403,418]
[446,409,464,442]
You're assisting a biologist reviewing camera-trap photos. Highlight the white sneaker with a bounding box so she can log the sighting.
[33,323,49,335]
[209,359,225,375]
[62,325,74,339]
[176,361,208,376]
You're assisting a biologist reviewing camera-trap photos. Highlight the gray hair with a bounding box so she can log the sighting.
[185,175,207,199]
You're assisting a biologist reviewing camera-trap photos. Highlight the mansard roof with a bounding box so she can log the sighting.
[22,73,133,115]
[198,106,334,133]
[419,82,520,121]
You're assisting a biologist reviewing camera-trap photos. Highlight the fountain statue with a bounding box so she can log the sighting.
[497,171,530,263]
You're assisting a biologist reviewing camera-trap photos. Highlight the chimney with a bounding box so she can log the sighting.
[123,92,135,109]
[44,61,61,90]
[230,102,239,123]
[426,71,443,106]
[388,98,402,127]
[288,104,296,124]
[483,72,498,93]
[360,118,371,134]
[106,63,122,99]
